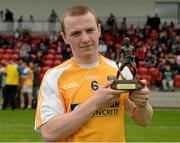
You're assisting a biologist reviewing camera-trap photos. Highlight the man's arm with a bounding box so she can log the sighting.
[40,81,126,142]
[125,80,153,127]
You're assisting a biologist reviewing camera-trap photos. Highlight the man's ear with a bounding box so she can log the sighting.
[97,24,101,38]
[61,31,69,44]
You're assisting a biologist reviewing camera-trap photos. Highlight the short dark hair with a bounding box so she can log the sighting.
[61,5,98,33]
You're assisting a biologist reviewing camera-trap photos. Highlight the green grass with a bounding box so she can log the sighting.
[0,109,42,142]
[125,108,180,142]
[0,108,180,142]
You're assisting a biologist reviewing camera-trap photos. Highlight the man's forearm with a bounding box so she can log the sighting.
[132,102,153,127]
[41,97,99,142]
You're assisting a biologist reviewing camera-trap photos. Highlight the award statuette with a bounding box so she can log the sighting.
[107,37,144,90]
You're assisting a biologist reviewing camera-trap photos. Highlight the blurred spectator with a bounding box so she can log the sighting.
[63,44,72,61]
[13,29,21,40]
[18,15,23,31]
[32,63,40,100]
[20,61,34,109]
[162,63,175,91]
[98,40,107,55]
[106,13,118,35]
[151,14,161,31]
[120,17,127,34]
[49,31,58,44]
[27,14,35,31]
[145,15,152,28]
[144,50,157,68]
[0,10,3,21]
[4,8,14,32]
[2,58,23,110]
[35,51,44,66]
[48,9,59,32]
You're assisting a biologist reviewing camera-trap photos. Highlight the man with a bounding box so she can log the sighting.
[35,5,153,142]
[2,58,22,110]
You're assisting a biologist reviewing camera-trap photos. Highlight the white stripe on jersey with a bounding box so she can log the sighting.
[37,64,72,128]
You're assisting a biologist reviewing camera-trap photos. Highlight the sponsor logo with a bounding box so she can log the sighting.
[93,101,120,117]
[71,101,120,117]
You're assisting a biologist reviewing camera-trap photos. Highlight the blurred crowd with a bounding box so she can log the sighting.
[0,12,180,110]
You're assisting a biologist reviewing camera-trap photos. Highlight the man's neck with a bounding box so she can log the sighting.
[73,54,99,65]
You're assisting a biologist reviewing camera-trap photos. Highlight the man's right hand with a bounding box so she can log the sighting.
[92,81,127,108]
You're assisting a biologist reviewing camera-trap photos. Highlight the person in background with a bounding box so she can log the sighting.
[35,5,153,142]
[2,58,23,110]
[162,63,175,91]
[20,61,34,109]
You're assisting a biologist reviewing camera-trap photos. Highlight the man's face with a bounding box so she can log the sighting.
[61,12,101,59]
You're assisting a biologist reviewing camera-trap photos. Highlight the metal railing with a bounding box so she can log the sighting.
[0,16,178,33]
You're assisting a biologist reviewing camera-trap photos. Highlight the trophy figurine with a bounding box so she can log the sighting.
[107,37,144,90]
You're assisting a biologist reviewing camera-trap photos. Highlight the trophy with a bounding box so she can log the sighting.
[107,37,144,90]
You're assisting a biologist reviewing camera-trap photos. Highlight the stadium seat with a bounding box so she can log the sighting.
[138,67,148,75]
[174,75,180,87]
[44,60,53,67]
[14,48,21,55]
[138,75,152,87]
[5,49,13,54]
[148,67,160,82]
[135,50,145,60]
[2,54,11,61]
[54,54,63,61]
[45,54,54,60]
[0,49,4,54]
[47,49,56,55]
[50,44,57,50]
[53,60,62,66]
[41,66,51,74]
[138,61,145,67]
[12,54,19,60]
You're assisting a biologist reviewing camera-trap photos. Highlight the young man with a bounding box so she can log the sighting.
[35,5,153,142]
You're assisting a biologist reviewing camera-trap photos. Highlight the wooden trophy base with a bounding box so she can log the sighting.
[107,75,144,90]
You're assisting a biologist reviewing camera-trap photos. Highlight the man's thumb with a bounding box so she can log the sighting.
[102,81,112,88]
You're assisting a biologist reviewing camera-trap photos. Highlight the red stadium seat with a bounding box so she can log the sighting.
[0,49,4,54]
[138,61,145,67]
[53,60,62,66]
[45,54,54,60]
[50,44,57,50]
[54,54,63,61]
[148,67,160,82]
[135,50,145,60]
[138,75,152,87]
[2,54,11,61]
[174,75,180,87]
[5,49,13,54]
[12,54,19,60]
[44,60,53,67]
[47,49,56,55]
[138,67,148,75]
[41,66,51,74]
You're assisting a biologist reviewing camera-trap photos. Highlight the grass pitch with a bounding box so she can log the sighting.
[0,108,180,142]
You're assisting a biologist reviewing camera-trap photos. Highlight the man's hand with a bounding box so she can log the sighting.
[129,79,150,108]
[92,81,127,108]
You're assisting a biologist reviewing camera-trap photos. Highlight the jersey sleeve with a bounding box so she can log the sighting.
[35,69,65,132]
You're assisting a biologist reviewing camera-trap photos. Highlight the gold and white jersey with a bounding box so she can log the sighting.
[35,55,133,142]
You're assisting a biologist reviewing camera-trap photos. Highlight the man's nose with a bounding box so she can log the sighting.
[81,32,90,43]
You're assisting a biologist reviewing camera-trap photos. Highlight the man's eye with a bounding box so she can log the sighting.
[87,29,94,32]
[71,32,80,36]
